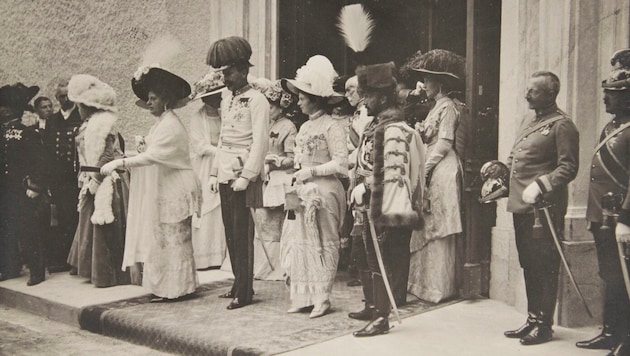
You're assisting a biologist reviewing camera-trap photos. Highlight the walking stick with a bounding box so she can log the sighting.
[617,243,630,301]
[250,208,274,271]
[539,204,593,318]
[366,209,402,324]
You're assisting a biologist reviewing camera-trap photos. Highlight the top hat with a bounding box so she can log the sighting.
[0,83,40,112]
[356,62,397,92]
[189,71,226,101]
[68,74,117,112]
[206,36,254,71]
[132,66,191,105]
[281,55,344,105]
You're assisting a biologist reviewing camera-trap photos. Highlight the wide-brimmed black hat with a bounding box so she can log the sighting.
[356,62,397,92]
[132,67,191,104]
[409,49,465,90]
[0,82,40,112]
[206,36,254,71]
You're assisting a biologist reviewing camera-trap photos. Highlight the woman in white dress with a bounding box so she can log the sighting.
[188,72,227,270]
[280,55,347,318]
[101,66,200,302]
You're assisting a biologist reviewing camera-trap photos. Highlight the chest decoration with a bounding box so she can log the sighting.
[228,97,252,122]
[4,129,23,141]
[539,123,552,136]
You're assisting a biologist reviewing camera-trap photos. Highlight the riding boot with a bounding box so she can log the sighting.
[349,270,375,320]
[520,312,553,346]
[353,273,391,337]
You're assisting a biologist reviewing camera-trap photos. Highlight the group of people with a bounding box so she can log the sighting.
[1,27,629,351]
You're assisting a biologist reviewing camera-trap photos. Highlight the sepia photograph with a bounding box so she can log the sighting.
[0,0,629,355]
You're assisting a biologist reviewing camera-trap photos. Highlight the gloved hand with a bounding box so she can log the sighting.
[100,160,123,175]
[87,179,100,195]
[293,167,313,183]
[350,183,367,206]
[26,189,39,199]
[231,177,249,192]
[208,176,218,193]
[616,222,630,243]
[522,181,541,204]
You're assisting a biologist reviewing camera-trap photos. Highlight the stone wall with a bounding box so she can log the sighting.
[492,0,630,327]
[0,0,276,143]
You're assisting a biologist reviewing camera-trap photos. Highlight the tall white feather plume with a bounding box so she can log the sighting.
[337,4,375,53]
[139,33,183,69]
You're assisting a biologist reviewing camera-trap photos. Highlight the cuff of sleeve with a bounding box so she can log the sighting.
[535,175,552,194]
[619,209,630,226]
[210,167,218,177]
[241,169,257,181]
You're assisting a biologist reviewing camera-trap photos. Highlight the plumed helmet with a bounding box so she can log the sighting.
[281,55,344,105]
[611,48,630,69]
[602,68,630,91]
[206,36,254,71]
[68,74,117,112]
[409,49,465,91]
[479,160,509,204]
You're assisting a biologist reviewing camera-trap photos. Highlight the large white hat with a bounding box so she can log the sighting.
[281,55,343,105]
[68,74,117,112]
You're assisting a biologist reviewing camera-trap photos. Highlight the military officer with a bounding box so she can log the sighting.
[503,71,580,345]
[0,83,50,285]
[41,82,82,272]
[576,49,630,356]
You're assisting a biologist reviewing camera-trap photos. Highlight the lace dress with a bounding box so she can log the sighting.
[189,106,226,269]
[280,111,348,308]
[408,96,462,303]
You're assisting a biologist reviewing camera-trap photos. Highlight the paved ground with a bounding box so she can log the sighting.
[0,306,169,356]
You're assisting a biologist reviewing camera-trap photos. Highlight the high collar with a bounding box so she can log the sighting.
[308,109,326,121]
[232,84,251,97]
[61,104,76,120]
[533,102,558,120]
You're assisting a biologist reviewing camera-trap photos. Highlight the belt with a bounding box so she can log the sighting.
[80,166,126,174]
[220,141,251,149]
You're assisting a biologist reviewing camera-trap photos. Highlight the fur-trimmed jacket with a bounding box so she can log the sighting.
[369,107,425,231]
[76,111,125,224]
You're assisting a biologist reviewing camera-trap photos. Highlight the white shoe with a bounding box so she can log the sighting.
[309,300,331,319]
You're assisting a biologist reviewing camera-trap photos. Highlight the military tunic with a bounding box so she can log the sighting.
[506,103,579,325]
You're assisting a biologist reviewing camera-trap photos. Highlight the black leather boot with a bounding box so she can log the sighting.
[520,320,553,346]
[576,325,617,350]
[608,336,630,356]
[353,316,390,337]
[504,313,537,339]
[348,304,375,321]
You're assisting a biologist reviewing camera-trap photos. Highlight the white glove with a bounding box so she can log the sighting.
[231,177,249,192]
[208,176,218,194]
[293,167,313,183]
[351,183,367,206]
[100,160,123,175]
[26,189,39,199]
[522,181,541,204]
[616,222,630,243]
[87,179,100,195]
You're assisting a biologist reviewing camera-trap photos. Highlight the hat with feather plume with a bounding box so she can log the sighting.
[337,4,375,66]
[68,74,117,112]
[281,55,344,105]
[409,49,465,91]
[603,49,630,91]
[206,36,254,71]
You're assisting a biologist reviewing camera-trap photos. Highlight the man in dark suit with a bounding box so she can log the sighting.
[503,71,580,345]
[0,83,50,285]
[576,49,630,356]
[46,82,82,272]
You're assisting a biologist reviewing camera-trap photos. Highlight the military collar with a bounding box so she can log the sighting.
[612,113,630,127]
[232,84,251,97]
[533,103,559,121]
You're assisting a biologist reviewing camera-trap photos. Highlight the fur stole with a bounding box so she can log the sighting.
[370,107,424,231]
[91,174,115,225]
[84,111,117,166]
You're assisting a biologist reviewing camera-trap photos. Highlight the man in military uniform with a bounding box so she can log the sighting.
[0,83,50,285]
[349,62,425,337]
[576,49,630,356]
[207,36,269,310]
[46,82,82,272]
[503,71,580,345]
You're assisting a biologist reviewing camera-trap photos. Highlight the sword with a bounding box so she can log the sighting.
[366,209,402,324]
[618,242,630,301]
[539,204,593,318]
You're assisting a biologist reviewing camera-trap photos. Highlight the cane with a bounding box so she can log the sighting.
[538,202,593,318]
[366,209,402,325]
